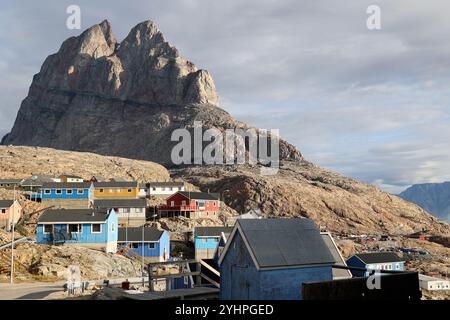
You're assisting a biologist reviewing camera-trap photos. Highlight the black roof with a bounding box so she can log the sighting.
[93,181,137,188]
[94,198,146,208]
[234,219,335,269]
[195,226,234,237]
[118,227,164,242]
[42,182,91,189]
[38,209,110,224]
[353,252,404,264]
[178,191,220,200]
[0,200,14,208]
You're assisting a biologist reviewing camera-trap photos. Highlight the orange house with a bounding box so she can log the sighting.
[0,200,23,231]
[91,181,139,200]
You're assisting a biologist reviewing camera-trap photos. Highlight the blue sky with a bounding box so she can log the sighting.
[1,0,450,193]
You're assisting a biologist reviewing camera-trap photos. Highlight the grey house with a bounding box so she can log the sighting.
[93,198,147,227]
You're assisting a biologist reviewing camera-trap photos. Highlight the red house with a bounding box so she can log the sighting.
[159,191,221,219]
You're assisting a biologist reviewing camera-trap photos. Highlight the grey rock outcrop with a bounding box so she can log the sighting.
[3,20,301,165]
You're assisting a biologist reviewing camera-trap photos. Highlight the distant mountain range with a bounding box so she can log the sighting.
[399,182,450,223]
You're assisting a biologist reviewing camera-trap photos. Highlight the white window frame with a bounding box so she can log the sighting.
[148,243,155,249]
[44,189,51,194]
[43,224,53,234]
[171,201,175,207]
[67,224,82,234]
[56,189,62,195]
[66,189,73,195]
[91,224,102,234]
[117,188,122,193]
[77,189,84,195]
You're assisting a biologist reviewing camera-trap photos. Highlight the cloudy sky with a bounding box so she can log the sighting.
[1,0,450,193]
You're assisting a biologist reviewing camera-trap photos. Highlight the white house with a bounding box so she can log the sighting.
[419,274,450,291]
[148,182,184,197]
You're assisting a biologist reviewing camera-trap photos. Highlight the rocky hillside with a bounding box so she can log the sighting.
[399,182,450,223]
[1,20,449,237]
[1,20,300,165]
[173,163,450,236]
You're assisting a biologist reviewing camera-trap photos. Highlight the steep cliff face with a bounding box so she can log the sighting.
[2,20,299,164]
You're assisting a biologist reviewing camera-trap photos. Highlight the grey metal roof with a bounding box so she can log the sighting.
[320,233,352,279]
[195,226,234,237]
[38,209,110,223]
[94,198,146,208]
[236,219,336,269]
[93,181,138,188]
[353,252,404,264]
[21,175,56,186]
[118,227,164,242]
[42,182,91,189]
[0,179,22,184]
[0,200,14,208]
[178,191,220,200]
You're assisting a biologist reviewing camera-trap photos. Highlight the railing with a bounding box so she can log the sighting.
[49,231,79,244]
[159,205,199,211]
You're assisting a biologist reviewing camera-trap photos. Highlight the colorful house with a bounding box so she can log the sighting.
[91,181,138,199]
[159,191,220,219]
[93,198,147,227]
[36,208,118,253]
[118,227,170,262]
[346,252,405,277]
[0,200,23,231]
[41,182,91,209]
[194,226,233,261]
[219,219,335,300]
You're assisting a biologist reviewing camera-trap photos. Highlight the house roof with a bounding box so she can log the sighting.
[195,226,234,237]
[0,200,14,208]
[177,191,220,200]
[220,219,335,270]
[118,227,164,242]
[149,182,184,187]
[94,198,147,208]
[21,175,56,186]
[38,209,110,224]
[0,179,22,184]
[93,181,138,188]
[352,252,404,264]
[42,182,91,189]
[59,175,83,179]
[320,232,352,279]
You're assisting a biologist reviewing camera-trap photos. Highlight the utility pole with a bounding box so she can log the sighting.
[141,225,145,287]
[10,185,16,284]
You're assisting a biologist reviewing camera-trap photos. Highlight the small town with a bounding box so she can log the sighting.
[0,173,448,300]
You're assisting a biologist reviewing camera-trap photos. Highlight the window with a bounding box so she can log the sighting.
[123,208,130,213]
[91,224,102,233]
[109,188,114,193]
[56,189,62,194]
[117,188,122,193]
[132,243,139,249]
[396,263,400,269]
[202,238,208,243]
[43,225,53,234]
[77,189,84,195]
[148,243,155,249]
[66,189,73,195]
[162,187,166,191]
[127,188,132,193]
[169,187,173,191]
[1,209,5,214]
[111,223,115,232]
[44,189,51,194]
[152,187,156,191]
[99,188,104,193]
[181,200,186,206]
[171,201,175,207]
[135,208,143,213]
[68,224,81,233]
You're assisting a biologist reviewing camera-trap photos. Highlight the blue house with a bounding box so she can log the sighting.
[346,252,405,277]
[41,182,91,208]
[36,208,118,253]
[194,226,233,261]
[118,227,170,262]
[219,219,336,300]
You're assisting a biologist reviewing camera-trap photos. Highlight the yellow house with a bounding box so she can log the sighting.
[58,175,84,183]
[91,181,139,199]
